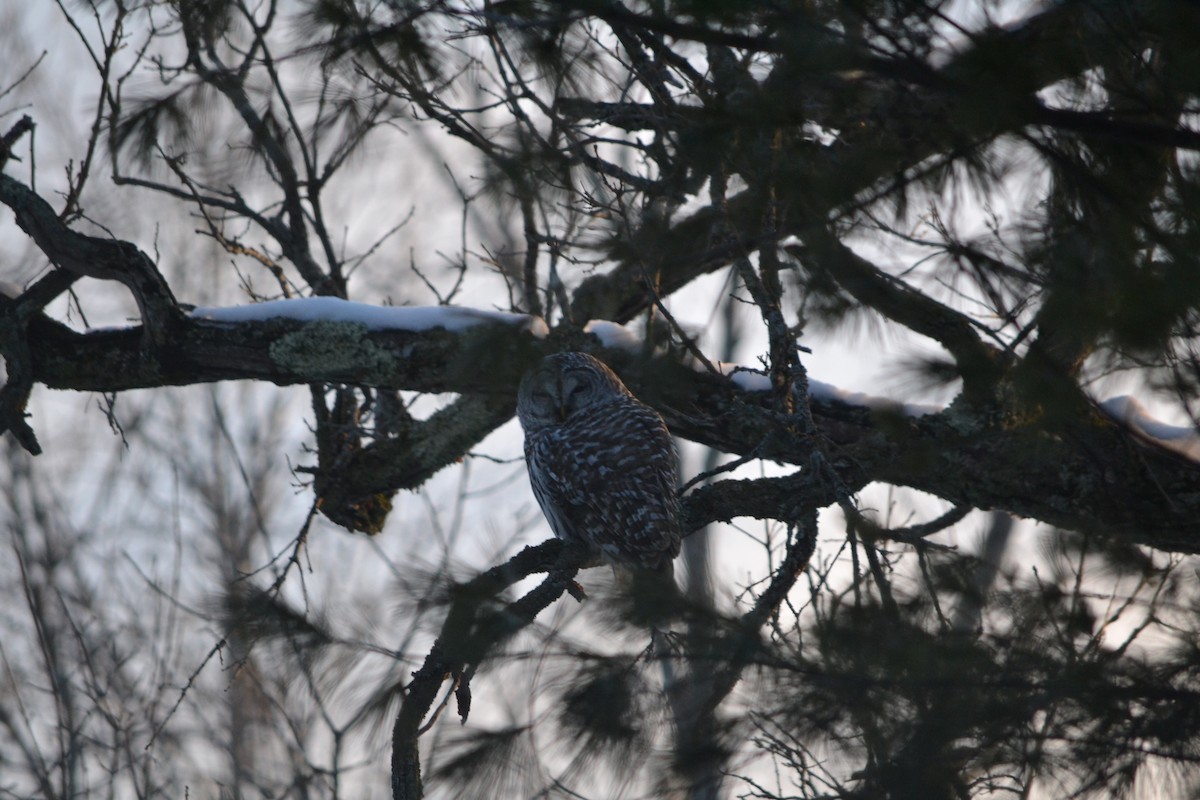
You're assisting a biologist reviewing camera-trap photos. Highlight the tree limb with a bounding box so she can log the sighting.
[0,172,182,339]
[9,311,1200,545]
[390,540,589,800]
[789,230,1005,403]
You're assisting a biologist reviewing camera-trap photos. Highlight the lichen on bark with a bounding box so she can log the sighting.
[269,320,392,381]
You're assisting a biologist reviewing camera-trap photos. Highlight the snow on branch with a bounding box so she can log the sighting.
[582,319,645,350]
[579,317,945,417]
[714,362,942,418]
[1100,396,1200,461]
[191,298,550,336]
[807,379,943,418]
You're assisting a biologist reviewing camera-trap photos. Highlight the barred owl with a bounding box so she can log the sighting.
[517,352,681,574]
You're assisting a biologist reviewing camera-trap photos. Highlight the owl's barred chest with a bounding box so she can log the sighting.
[525,402,679,519]
[527,402,673,473]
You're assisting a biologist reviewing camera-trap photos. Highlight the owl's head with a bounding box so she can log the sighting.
[517,352,632,432]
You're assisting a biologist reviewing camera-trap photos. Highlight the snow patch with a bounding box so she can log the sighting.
[1100,396,1200,460]
[715,372,1200,456]
[191,298,549,336]
[714,362,941,418]
[714,371,1198,457]
[715,362,772,392]
[809,379,942,418]
[582,319,643,351]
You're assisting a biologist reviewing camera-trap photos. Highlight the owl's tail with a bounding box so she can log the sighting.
[609,561,679,626]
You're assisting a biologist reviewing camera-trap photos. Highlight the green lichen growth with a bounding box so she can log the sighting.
[269,321,391,381]
[941,395,986,436]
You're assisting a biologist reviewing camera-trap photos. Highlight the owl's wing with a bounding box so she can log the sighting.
[526,401,681,571]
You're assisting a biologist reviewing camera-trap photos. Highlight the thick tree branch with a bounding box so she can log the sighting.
[16,313,537,393]
[1031,105,1200,152]
[0,172,182,338]
[12,313,1200,546]
[681,473,841,534]
[3,302,541,529]
[311,393,518,534]
[0,271,79,454]
[650,361,1200,551]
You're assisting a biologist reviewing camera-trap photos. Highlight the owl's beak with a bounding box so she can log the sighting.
[557,402,567,422]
